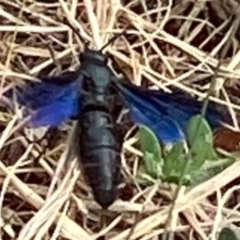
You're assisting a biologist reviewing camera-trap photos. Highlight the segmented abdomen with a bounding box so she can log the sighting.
[79,110,122,209]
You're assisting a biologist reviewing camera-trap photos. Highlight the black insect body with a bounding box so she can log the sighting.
[78,49,124,208]
[9,45,231,209]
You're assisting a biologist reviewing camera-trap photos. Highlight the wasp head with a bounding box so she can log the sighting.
[79,48,108,66]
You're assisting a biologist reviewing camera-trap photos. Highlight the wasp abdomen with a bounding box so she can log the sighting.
[79,110,122,208]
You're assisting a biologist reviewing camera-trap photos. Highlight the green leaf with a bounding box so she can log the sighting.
[191,157,235,185]
[218,227,238,240]
[162,142,190,185]
[186,115,218,170]
[187,115,213,145]
[139,125,163,178]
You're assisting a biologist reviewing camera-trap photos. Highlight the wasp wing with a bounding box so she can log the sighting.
[133,85,228,129]
[10,71,82,128]
[116,81,230,145]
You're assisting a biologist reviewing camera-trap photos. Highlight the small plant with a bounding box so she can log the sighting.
[217,227,239,240]
[139,114,235,186]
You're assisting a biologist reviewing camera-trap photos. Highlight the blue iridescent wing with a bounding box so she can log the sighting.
[116,81,230,145]
[137,87,229,130]
[12,71,82,128]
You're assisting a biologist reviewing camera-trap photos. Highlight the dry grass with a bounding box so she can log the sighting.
[1,0,240,239]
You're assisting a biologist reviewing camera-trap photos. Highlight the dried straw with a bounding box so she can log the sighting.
[1,0,240,239]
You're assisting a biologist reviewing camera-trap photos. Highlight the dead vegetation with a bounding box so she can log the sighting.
[1,0,240,239]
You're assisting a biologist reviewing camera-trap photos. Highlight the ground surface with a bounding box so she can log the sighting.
[1,0,240,240]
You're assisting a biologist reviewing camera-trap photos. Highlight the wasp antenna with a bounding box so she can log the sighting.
[62,18,90,48]
[100,28,128,52]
